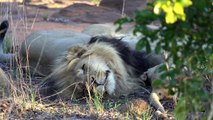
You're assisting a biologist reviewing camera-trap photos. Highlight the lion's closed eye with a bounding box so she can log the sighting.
[81,64,86,70]
[105,70,110,75]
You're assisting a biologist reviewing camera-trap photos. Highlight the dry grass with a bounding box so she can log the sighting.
[0,1,154,119]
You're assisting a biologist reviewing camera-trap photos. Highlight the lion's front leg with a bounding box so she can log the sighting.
[140,64,176,119]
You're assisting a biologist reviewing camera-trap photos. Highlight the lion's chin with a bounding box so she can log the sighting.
[96,77,116,96]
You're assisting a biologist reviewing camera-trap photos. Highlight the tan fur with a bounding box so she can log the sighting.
[48,42,142,98]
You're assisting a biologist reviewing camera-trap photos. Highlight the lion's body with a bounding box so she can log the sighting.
[0,20,163,98]
[20,30,91,75]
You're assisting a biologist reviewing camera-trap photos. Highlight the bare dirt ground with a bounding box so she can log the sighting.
[0,0,175,119]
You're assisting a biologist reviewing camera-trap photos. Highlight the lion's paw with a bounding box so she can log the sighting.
[155,110,176,120]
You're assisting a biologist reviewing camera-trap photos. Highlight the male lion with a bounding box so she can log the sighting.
[41,37,162,98]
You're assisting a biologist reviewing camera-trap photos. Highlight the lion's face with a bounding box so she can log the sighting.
[74,55,116,96]
[51,43,132,98]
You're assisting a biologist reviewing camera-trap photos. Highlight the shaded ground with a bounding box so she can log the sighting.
[0,0,175,119]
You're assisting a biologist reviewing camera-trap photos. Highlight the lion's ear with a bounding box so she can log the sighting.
[67,46,86,60]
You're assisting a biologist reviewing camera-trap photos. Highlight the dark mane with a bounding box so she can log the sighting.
[88,36,151,77]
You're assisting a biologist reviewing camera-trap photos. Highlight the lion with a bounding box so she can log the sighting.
[41,37,157,98]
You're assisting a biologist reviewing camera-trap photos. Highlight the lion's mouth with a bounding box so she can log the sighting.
[95,77,109,86]
[91,71,111,95]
